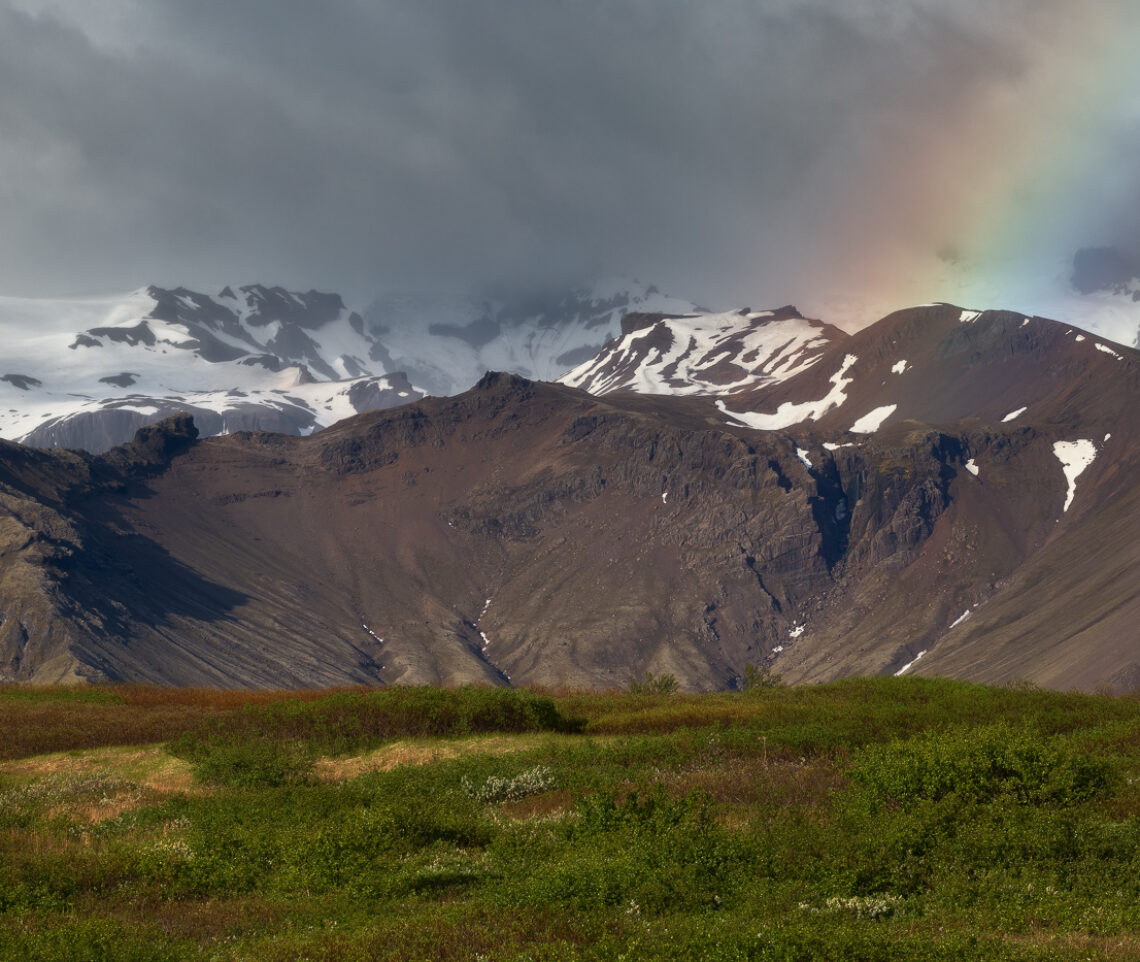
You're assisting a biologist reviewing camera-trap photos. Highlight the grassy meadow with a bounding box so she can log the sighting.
[3,677,1140,960]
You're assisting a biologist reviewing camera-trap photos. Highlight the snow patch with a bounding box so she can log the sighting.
[850,404,897,434]
[891,360,908,375]
[661,491,669,504]
[796,448,812,469]
[1001,407,1027,423]
[717,354,858,431]
[894,650,927,676]
[563,309,830,398]
[823,442,855,451]
[787,623,805,639]
[1074,334,1086,342]
[964,459,979,477]
[1095,342,1123,359]
[949,610,972,629]
[959,310,982,323]
[1053,440,1097,513]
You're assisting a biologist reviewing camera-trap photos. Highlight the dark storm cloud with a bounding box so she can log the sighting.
[1,0,1136,305]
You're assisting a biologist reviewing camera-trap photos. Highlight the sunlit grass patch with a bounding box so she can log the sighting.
[311,732,557,782]
[1,745,194,793]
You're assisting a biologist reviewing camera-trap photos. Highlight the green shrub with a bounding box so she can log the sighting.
[487,786,741,914]
[848,723,1118,807]
[627,671,679,695]
[741,663,784,693]
[301,799,490,896]
[167,686,575,786]
[0,918,185,962]
[170,686,571,761]
[573,785,710,836]
[182,735,314,788]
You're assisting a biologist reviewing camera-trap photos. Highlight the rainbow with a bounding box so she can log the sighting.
[795,0,1140,329]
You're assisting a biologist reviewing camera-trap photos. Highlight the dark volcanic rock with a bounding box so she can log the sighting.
[620,312,696,335]
[1,374,43,391]
[86,321,157,347]
[115,414,200,469]
[242,286,346,329]
[346,372,418,414]
[98,373,139,388]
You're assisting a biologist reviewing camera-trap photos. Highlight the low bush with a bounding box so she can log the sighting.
[180,736,314,789]
[168,685,575,786]
[740,663,784,692]
[847,723,1118,807]
[627,671,679,695]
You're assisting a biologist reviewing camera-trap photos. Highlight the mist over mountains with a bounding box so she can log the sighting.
[3,247,1139,457]
[0,278,698,453]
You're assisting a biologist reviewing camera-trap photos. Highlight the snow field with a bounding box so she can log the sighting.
[849,404,897,434]
[717,354,858,431]
[1053,440,1097,513]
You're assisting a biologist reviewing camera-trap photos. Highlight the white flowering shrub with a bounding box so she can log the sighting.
[0,772,138,814]
[799,894,904,919]
[461,765,555,803]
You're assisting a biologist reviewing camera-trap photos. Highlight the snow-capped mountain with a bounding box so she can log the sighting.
[366,277,701,397]
[711,303,1135,437]
[559,305,843,396]
[0,284,424,452]
[1,278,700,452]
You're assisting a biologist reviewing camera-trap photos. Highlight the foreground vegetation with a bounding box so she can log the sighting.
[3,677,1140,960]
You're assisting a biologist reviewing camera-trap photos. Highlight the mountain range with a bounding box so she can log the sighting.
[0,280,698,453]
[1,297,1137,692]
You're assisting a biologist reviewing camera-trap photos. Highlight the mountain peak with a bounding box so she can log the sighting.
[562,307,841,397]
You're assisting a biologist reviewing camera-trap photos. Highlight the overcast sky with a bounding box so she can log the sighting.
[2,0,1138,311]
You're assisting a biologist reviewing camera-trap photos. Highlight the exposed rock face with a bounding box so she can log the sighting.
[1,306,1138,692]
